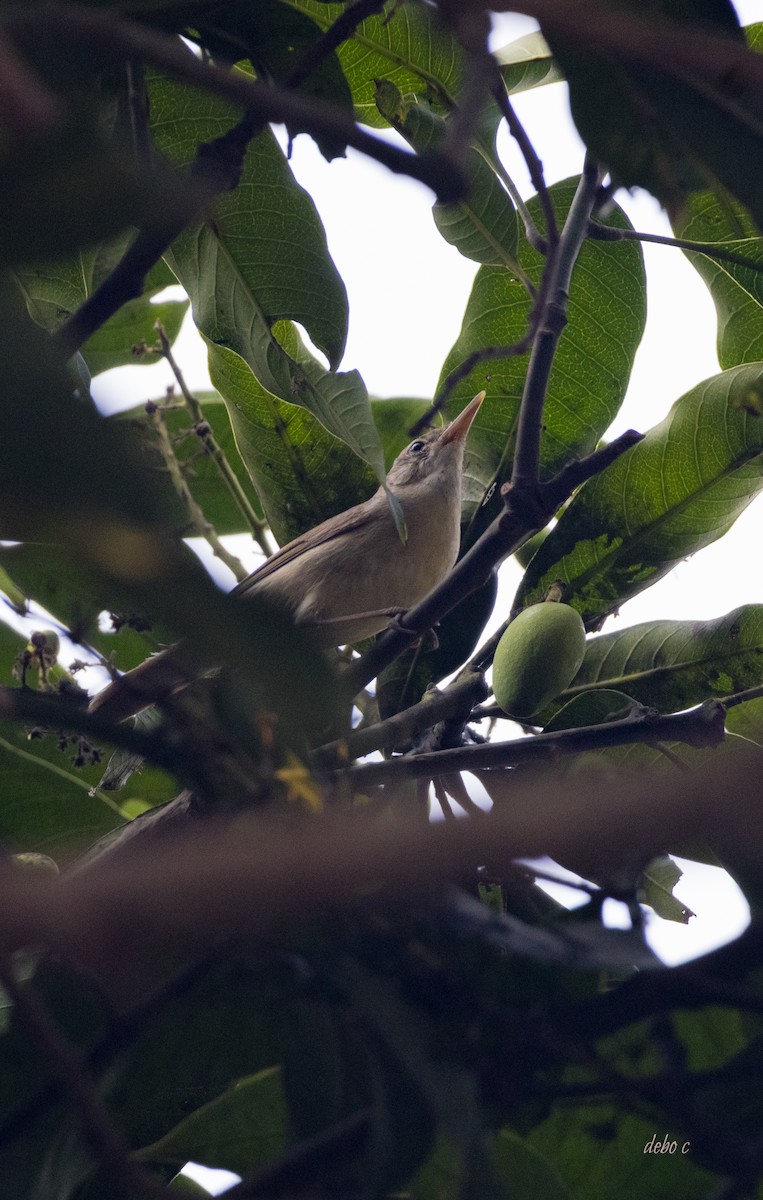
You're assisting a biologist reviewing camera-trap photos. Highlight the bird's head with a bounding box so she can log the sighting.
[385,391,485,489]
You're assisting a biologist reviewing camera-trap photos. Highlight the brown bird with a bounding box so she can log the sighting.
[89,391,484,718]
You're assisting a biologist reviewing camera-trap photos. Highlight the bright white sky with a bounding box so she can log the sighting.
[90,5,763,970]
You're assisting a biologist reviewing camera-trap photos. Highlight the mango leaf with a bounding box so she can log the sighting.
[286,0,465,126]
[541,1,763,225]
[14,243,186,375]
[208,338,376,544]
[496,31,563,95]
[193,0,353,160]
[640,855,693,923]
[673,190,763,369]
[0,109,190,268]
[135,1068,287,1176]
[148,69,385,479]
[517,363,763,627]
[375,83,519,267]
[560,606,763,713]
[0,280,171,542]
[491,1128,573,1200]
[0,623,124,857]
[542,689,641,733]
[439,178,646,528]
[528,1104,716,1198]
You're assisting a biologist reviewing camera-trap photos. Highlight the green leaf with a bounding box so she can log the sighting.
[0,117,187,268]
[14,243,187,376]
[496,31,564,95]
[136,1068,287,1175]
[491,1128,573,1200]
[375,84,518,267]
[439,179,646,531]
[0,634,123,858]
[517,363,763,625]
[673,191,763,369]
[0,279,172,542]
[561,606,763,713]
[541,0,763,225]
[528,1105,716,1200]
[542,689,641,733]
[208,340,376,544]
[150,69,348,370]
[106,960,284,1152]
[193,0,354,160]
[640,855,694,923]
[286,0,465,127]
[148,69,385,478]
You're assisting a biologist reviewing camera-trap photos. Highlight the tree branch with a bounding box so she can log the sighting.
[336,700,727,787]
[2,740,762,990]
[511,155,602,488]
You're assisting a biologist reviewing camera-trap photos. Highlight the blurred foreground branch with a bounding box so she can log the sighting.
[2,748,762,989]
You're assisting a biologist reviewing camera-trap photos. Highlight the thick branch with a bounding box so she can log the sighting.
[336,700,727,787]
[511,156,602,488]
[2,742,763,985]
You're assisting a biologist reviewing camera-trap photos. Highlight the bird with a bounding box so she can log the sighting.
[88,391,485,719]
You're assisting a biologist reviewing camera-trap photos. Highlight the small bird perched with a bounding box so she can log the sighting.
[89,391,484,718]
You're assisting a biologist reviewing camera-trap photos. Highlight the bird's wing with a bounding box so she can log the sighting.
[232,500,377,597]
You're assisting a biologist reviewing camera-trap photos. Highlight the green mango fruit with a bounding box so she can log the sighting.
[492,601,586,720]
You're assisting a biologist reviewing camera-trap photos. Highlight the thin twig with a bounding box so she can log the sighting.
[492,79,557,252]
[222,1110,372,1198]
[147,397,250,582]
[589,221,763,275]
[413,328,536,434]
[153,322,275,557]
[0,957,165,1200]
[438,6,493,176]
[285,0,386,92]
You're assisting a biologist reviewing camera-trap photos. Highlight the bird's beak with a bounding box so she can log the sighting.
[440,391,485,445]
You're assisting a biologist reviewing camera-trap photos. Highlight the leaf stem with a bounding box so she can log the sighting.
[589,222,763,276]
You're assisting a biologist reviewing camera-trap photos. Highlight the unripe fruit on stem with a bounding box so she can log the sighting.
[492,600,586,720]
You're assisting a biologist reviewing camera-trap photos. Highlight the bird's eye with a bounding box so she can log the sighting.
[409,440,426,453]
